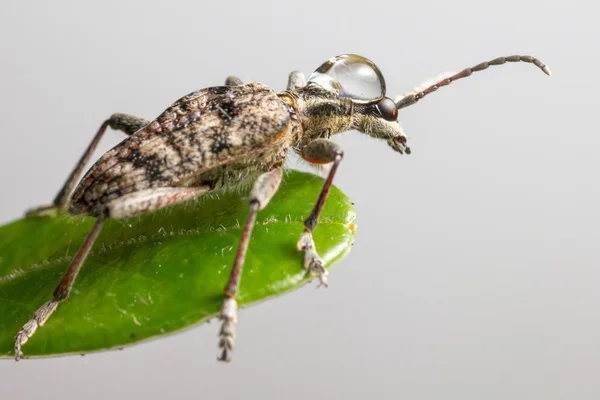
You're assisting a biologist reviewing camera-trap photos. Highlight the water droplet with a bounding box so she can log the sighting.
[308,54,386,102]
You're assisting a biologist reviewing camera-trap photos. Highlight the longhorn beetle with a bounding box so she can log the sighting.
[15,54,550,362]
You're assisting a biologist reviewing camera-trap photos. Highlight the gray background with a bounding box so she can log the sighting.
[0,0,597,399]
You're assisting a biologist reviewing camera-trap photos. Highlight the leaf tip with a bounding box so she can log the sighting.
[347,222,358,236]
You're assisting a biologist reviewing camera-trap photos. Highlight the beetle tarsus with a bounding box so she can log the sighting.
[298,231,329,288]
[14,333,28,361]
[218,297,237,362]
[14,299,60,360]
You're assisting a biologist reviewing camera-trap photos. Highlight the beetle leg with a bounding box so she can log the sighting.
[104,186,210,219]
[297,139,344,287]
[14,217,104,360]
[218,168,283,362]
[287,71,306,90]
[15,185,209,360]
[225,76,244,86]
[26,113,150,217]
[106,113,150,135]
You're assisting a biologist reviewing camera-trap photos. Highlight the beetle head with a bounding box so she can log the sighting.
[306,52,550,156]
[307,54,410,154]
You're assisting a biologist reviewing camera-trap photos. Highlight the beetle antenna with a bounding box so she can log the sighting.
[394,55,551,110]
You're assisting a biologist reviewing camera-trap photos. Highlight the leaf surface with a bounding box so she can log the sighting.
[0,171,356,357]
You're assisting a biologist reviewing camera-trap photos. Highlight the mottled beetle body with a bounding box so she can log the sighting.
[15,53,550,362]
[71,83,292,217]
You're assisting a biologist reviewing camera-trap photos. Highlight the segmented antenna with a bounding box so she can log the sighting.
[395,55,551,110]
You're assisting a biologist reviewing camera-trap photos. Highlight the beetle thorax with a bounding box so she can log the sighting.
[282,84,353,146]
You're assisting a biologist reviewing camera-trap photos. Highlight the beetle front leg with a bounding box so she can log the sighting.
[298,139,344,287]
[218,168,283,362]
[287,71,306,90]
[26,113,150,217]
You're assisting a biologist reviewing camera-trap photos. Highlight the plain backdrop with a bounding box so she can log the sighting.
[0,1,597,399]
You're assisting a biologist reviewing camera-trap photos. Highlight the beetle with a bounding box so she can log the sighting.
[14,53,550,362]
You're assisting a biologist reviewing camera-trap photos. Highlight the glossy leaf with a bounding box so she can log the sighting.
[0,170,356,358]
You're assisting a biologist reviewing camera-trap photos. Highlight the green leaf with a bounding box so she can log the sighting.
[0,170,356,358]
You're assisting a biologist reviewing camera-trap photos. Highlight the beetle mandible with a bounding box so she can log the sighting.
[15,53,550,362]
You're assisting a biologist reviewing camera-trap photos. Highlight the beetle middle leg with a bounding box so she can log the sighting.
[25,113,150,217]
[297,139,344,287]
[15,185,209,360]
[218,167,283,362]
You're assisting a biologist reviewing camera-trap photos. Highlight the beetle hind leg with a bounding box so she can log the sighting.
[104,186,210,219]
[16,186,210,360]
[26,113,150,217]
[15,217,104,360]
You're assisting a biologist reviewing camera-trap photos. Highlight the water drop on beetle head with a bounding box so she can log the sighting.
[308,54,387,102]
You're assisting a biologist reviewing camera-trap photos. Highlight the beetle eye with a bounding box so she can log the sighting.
[308,54,386,103]
[374,97,398,121]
